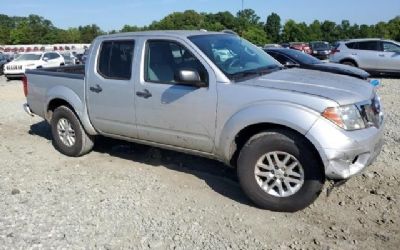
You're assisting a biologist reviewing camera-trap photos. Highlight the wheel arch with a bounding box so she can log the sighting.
[45,86,97,135]
[339,58,359,67]
[229,123,324,173]
[216,103,324,171]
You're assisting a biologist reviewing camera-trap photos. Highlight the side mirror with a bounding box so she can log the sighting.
[43,57,49,62]
[176,69,207,87]
[285,61,299,68]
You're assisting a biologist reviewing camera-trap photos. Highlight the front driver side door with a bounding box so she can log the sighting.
[134,39,217,153]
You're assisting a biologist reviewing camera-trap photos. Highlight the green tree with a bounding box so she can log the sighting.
[264,12,281,43]
[242,26,269,45]
[308,20,323,41]
[281,20,305,42]
[120,25,141,32]
[10,20,31,44]
[78,24,103,43]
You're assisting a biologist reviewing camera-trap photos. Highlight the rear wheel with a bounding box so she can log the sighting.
[237,130,325,212]
[51,106,94,157]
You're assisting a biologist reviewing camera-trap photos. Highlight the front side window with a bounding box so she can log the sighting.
[98,40,135,80]
[189,34,281,81]
[382,42,400,53]
[145,40,208,84]
[357,41,379,51]
[47,53,60,60]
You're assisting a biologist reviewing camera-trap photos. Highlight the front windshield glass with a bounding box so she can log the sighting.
[15,53,41,61]
[311,42,330,50]
[189,34,281,80]
[282,49,321,65]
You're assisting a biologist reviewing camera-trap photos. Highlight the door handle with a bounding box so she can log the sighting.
[89,84,103,93]
[136,89,152,99]
[378,54,385,57]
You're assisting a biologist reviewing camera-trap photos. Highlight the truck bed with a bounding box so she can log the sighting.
[27,65,85,79]
[26,65,86,119]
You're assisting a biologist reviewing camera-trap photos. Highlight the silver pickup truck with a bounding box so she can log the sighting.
[23,31,384,212]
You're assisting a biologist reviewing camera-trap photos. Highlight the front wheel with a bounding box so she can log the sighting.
[51,106,94,157]
[237,130,325,212]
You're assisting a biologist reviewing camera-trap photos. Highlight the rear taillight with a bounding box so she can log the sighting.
[22,75,28,97]
[331,49,340,55]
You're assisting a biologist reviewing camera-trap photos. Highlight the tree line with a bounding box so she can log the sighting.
[1,10,399,46]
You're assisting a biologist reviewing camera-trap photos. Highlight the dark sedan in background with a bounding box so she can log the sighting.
[265,48,370,80]
[309,41,331,60]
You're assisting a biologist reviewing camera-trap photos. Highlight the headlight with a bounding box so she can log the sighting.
[322,105,365,130]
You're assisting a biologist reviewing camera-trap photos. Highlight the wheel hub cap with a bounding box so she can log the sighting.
[254,151,305,197]
[57,118,76,147]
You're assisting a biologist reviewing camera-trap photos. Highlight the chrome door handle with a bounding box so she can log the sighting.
[89,84,103,93]
[136,89,152,99]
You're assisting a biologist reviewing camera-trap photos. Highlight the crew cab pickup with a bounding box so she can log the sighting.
[23,31,384,212]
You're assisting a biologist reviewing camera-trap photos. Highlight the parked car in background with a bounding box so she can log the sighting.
[61,52,77,65]
[23,31,384,212]
[264,44,282,48]
[4,51,64,79]
[289,42,312,54]
[265,48,370,80]
[0,53,8,75]
[74,53,84,64]
[281,43,290,48]
[330,38,400,75]
[309,41,331,60]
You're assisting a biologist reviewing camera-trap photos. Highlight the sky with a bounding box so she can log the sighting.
[2,0,400,31]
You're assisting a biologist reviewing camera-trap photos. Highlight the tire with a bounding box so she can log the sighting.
[51,106,94,157]
[341,60,356,67]
[237,129,325,212]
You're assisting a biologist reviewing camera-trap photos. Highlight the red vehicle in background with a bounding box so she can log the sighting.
[289,42,312,54]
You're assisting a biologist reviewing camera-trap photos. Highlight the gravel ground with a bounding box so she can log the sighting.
[0,75,399,249]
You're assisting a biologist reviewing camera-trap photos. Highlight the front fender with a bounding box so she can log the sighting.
[45,86,97,135]
[217,101,320,163]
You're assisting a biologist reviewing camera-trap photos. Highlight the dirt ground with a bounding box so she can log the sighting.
[0,75,399,249]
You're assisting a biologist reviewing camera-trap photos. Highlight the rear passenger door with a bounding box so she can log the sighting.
[134,38,217,153]
[86,39,138,137]
[353,41,381,70]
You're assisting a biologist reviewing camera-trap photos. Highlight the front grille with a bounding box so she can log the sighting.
[358,95,383,128]
[6,65,22,70]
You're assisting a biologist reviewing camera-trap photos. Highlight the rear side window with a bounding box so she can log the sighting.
[98,40,135,80]
[268,51,293,65]
[345,42,357,49]
[357,41,379,51]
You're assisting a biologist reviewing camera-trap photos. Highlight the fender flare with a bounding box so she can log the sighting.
[217,101,320,163]
[45,85,97,135]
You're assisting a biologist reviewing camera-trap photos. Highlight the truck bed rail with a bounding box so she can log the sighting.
[26,65,85,80]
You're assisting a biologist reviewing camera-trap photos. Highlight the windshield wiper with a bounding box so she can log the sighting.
[229,65,282,81]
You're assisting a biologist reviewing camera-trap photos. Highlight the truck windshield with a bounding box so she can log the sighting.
[189,34,281,81]
[15,54,42,61]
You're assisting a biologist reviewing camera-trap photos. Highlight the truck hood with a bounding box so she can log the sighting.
[239,68,374,105]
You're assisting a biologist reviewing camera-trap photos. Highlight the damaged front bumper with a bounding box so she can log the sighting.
[306,117,385,180]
